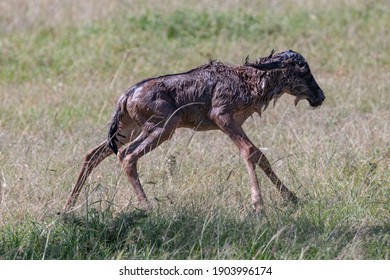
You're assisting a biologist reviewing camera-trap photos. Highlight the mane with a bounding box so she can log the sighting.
[253,49,307,66]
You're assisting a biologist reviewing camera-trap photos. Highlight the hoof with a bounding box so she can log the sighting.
[252,200,264,213]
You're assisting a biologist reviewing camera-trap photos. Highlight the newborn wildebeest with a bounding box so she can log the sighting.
[64,50,325,212]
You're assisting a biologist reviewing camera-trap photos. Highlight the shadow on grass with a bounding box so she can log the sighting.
[1,206,389,259]
[0,207,271,259]
[55,207,273,259]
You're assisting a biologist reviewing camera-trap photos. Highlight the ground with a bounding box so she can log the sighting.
[0,0,389,259]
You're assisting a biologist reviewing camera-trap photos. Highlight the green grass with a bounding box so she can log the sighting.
[1,0,389,259]
[1,200,389,259]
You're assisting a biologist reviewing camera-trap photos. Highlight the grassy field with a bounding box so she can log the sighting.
[0,0,389,259]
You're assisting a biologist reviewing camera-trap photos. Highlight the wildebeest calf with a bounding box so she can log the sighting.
[64,49,325,212]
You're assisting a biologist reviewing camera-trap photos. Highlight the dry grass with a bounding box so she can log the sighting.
[0,0,389,259]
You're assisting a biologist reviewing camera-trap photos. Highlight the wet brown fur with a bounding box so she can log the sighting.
[64,50,325,212]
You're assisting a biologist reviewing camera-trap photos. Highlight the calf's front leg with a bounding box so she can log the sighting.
[213,115,297,211]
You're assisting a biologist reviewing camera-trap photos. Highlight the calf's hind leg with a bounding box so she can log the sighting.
[64,141,113,211]
[64,117,140,212]
[118,117,180,210]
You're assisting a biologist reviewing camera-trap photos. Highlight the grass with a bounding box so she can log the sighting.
[0,0,389,259]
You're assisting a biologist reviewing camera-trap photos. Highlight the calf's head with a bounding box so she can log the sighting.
[247,50,325,108]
